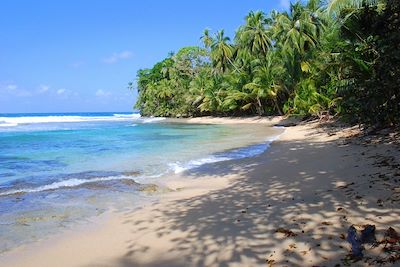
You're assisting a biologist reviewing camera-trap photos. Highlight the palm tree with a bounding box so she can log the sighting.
[200,28,213,49]
[327,0,379,14]
[237,11,272,57]
[243,52,286,115]
[210,30,239,73]
[220,72,253,114]
[272,2,322,55]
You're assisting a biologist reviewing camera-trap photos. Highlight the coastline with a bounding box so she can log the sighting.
[1,117,399,266]
[166,116,285,125]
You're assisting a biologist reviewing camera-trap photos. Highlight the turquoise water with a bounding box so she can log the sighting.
[0,112,282,253]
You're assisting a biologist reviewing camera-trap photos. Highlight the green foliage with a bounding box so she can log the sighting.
[327,0,379,14]
[336,0,400,126]
[134,46,209,117]
[131,0,399,127]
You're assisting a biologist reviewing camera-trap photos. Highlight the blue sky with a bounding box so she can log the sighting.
[0,0,290,113]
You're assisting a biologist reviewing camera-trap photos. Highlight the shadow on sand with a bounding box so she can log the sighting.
[89,125,399,267]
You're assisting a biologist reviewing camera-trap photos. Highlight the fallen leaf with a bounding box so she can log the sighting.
[385,227,400,244]
[383,245,400,253]
[267,259,275,267]
[276,228,298,237]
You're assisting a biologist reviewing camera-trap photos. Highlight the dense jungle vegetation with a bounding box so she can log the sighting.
[131,0,399,127]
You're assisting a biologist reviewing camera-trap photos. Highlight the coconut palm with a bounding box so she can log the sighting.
[132,0,398,126]
[242,52,286,115]
[210,30,239,73]
[200,28,213,49]
[327,0,379,14]
[236,11,272,57]
[272,2,322,55]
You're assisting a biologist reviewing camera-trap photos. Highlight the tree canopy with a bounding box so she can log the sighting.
[132,0,399,127]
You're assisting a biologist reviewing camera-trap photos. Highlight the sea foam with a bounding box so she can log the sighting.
[0,175,138,196]
[141,117,166,123]
[168,130,284,174]
[0,114,168,128]
[0,114,141,127]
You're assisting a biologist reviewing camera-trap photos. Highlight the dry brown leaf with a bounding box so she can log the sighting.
[276,228,298,237]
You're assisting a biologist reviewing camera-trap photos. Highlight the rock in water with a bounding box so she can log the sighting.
[139,184,159,193]
[123,171,141,177]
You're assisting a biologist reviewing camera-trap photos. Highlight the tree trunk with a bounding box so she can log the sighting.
[275,100,284,115]
[257,97,263,116]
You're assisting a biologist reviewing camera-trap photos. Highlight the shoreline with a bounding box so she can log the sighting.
[0,116,283,255]
[1,117,399,266]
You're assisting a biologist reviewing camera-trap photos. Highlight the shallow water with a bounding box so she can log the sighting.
[0,112,282,253]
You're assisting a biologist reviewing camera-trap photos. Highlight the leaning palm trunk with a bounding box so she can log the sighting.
[226,56,242,74]
[256,97,263,116]
[275,101,284,116]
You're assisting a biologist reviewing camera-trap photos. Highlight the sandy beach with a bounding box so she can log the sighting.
[1,117,399,267]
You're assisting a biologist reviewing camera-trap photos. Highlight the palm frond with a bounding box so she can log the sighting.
[327,0,379,14]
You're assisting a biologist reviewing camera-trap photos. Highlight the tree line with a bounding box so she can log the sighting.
[131,0,399,127]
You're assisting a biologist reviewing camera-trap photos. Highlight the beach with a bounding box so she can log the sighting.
[1,117,399,267]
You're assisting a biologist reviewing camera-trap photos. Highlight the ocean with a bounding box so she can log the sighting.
[0,112,282,253]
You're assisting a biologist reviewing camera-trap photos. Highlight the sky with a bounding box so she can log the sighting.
[0,0,290,113]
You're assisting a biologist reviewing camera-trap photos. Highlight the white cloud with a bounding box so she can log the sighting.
[38,84,50,93]
[103,50,133,64]
[95,89,111,97]
[0,83,32,97]
[55,88,76,98]
[280,0,290,9]
[0,82,72,98]
[7,84,17,90]
[56,88,66,95]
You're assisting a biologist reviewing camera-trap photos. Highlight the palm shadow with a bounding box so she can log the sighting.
[89,125,399,267]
